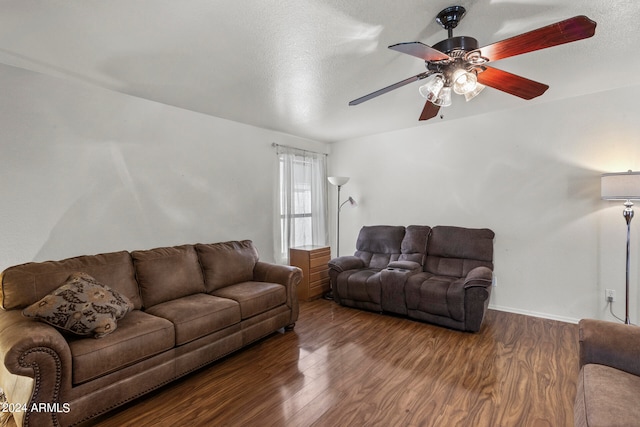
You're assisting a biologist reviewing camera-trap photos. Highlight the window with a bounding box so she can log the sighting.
[274,145,328,264]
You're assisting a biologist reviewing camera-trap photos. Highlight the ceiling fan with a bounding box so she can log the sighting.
[349,6,596,121]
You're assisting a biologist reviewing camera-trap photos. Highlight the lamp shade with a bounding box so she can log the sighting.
[601,171,640,200]
[328,176,349,186]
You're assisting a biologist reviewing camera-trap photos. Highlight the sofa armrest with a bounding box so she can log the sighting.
[253,262,302,326]
[253,261,301,287]
[463,266,493,289]
[328,256,364,273]
[579,318,640,376]
[0,309,72,426]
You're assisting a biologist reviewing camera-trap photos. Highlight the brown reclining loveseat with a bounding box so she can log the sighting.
[328,225,494,332]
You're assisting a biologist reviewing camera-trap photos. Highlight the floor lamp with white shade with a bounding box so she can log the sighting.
[326,176,356,301]
[327,176,357,257]
[602,170,640,325]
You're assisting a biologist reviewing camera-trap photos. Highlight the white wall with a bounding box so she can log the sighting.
[4,59,640,324]
[0,63,327,269]
[329,85,640,323]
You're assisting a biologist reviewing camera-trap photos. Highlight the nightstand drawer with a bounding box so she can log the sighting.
[309,248,330,266]
[309,268,329,283]
[308,278,330,299]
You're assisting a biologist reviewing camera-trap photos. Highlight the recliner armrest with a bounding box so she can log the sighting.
[328,256,365,273]
[386,260,422,272]
[463,266,493,289]
[579,318,640,376]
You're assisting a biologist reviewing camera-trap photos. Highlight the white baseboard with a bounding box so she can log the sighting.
[488,304,579,325]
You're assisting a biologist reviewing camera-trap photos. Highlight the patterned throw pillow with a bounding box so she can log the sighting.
[22,272,133,338]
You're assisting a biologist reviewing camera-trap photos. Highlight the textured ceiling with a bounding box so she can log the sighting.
[0,1,637,142]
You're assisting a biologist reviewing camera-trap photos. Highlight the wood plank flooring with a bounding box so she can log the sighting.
[89,299,579,426]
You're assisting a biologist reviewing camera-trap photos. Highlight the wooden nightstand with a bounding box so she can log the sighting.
[290,245,331,301]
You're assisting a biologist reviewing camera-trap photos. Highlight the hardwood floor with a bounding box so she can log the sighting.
[90,299,579,427]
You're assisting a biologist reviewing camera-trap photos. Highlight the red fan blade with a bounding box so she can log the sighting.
[389,42,450,61]
[477,66,549,100]
[349,72,430,106]
[419,101,440,121]
[477,15,596,62]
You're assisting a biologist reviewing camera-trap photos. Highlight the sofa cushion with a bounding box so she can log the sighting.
[354,226,405,269]
[211,281,286,319]
[425,226,494,277]
[68,310,175,385]
[1,250,141,310]
[145,293,241,346]
[575,363,640,427]
[22,272,133,338]
[132,245,206,308]
[195,240,259,292]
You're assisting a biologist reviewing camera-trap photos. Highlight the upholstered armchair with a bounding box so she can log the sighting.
[574,319,640,426]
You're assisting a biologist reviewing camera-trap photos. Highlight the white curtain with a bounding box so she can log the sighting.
[274,145,328,264]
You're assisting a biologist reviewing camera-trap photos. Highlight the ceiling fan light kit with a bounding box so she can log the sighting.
[418,74,444,100]
[464,83,485,102]
[451,68,478,95]
[349,6,597,121]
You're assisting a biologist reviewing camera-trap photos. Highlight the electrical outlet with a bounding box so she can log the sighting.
[605,289,616,302]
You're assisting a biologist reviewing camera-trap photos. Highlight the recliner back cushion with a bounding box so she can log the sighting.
[1,251,141,310]
[195,240,259,292]
[354,226,405,269]
[132,245,205,308]
[399,225,431,264]
[425,226,494,277]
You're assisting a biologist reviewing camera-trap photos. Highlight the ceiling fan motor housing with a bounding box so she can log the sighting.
[428,36,482,84]
[432,36,479,56]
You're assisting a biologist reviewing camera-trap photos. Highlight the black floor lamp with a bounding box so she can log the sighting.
[602,170,640,324]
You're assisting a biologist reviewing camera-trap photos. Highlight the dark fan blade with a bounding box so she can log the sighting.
[477,66,549,100]
[349,72,430,106]
[419,101,440,121]
[477,15,596,62]
[389,42,450,61]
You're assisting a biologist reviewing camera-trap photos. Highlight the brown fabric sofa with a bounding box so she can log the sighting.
[328,225,494,332]
[0,240,301,427]
[575,319,640,427]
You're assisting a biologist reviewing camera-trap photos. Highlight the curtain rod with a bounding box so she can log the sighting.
[271,142,327,156]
